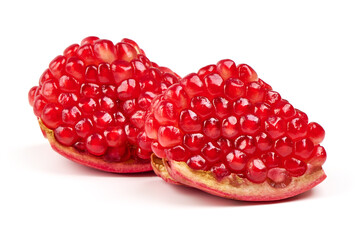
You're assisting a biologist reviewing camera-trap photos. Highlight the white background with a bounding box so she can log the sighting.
[1,0,359,239]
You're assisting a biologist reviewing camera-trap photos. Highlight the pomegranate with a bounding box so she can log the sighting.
[29,36,179,173]
[146,59,326,201]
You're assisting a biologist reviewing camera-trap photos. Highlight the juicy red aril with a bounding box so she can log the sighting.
[273,100,296,120]
[28,86,38,106]
[308,145,326,166]
[233,98,252,116]
[197,64,216,79]
[284,158,307,177]
[267,168,292,188]
[104,126,126,147]
[256,132,273,152]
[183,133,205,152]
[287,117,307,140]
[201,142,222,164]
[264,116,286,139]
[246,158,267,183]
[235,136,256,155]
[117,79,140,100]
[165,145,188,161]
[158,126,182,148]
[274,136,293,157]
[187,155,207,170]
[238,64,258,82]
[221,116,239,139]
[224,78,245,100]
[240,114,261,135]
[65,57,85,80]
[226,150,247,172]
[204,73,224,96]
[191,96,213,118]
[247,82,265,103]
[154,100,178,125]
[179,109,201,133]
[180,73,205,98]
[41,103,62,129]
[211,163,230,179]
[203,118,221,139]
[216,59,237,80]
[213,97,231,118]
[308,122,325,144]
[294,138,315,160]
[75,118,93,138]
[54,126,77,146]
[86,133,107,156]
[261,152,281,168]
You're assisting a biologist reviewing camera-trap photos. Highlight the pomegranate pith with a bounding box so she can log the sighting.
[147,59,326,201]
[29,36,179,173]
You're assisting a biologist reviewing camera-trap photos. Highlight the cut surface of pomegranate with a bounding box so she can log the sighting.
[29,36,179,173]
[147,59,326,200]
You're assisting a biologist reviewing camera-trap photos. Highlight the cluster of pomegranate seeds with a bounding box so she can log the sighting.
[146,59,326,187]
[28,36,179,162]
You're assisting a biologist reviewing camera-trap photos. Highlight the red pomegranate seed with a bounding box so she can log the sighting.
[256,132,273,152]
[115,42,138,62]
[235,135,256,155]
[165,145,188,161]
[54,126,77,146]
[216,59,237,80]
[204,73,224,96]
[117,79,140,100]
[307,145,327,166]
[104,126,126,147]
[261,152,281,168]
[246,158,267,183]
[179,109,202,133]
[49,55,66,79]
[86,133,107,156]
[264,116,286,139]
[233,98,252,116]
[238,64,258,83]
[154,100,178,125]
[63,44,79,58]
[158,126,182,148]
[187,155,207,170]
[203,118,221,139]
[201,142,222,164]
[190,96,213,118]
[224,78,246,100]
[274,136,293,157]
[264,90,281,106]
[211,163,230,179]
[247,82,265,103]
[184,133,206,152]
[267,168,292,188]
[151,141,166,159]
[75,118,93,138]
[225,150,248,172]
[62,106,82,125]
[93,39,117,63]
[65,56,85,80]
[28,86,38,106]
[287,117,308,140]
[294,138,315,160]
[273,100,296,120]
[308,122,325,144]
[213,97,231,118]
[221,116,240,139]
[239,114,261,135]
[41,103,62,129]
[284,158,307,177]
[197,64,216,79]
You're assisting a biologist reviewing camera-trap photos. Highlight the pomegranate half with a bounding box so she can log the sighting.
[146,59,327,200]
[29,36,179,173]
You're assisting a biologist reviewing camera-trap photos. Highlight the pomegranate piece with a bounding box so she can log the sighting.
[147,59,326,201]
[29,36,179,173]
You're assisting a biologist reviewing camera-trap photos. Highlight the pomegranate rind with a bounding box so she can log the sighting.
[164,159,326,201]
[39,120,152,173]
[151,154,180,184]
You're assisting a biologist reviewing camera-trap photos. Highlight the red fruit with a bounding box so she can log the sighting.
[29,37,179,173]
[147,59,326,201]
